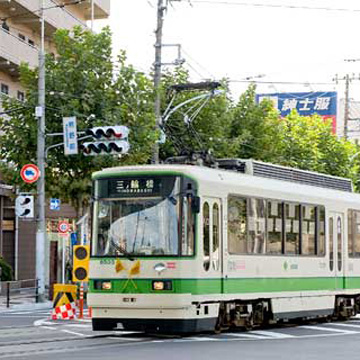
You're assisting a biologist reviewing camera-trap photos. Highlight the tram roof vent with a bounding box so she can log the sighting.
[216,159,353,192]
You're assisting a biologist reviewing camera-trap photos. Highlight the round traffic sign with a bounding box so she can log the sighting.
[58,221,70,234]
[20,164,40,184]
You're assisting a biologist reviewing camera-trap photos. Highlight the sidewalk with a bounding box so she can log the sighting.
[0,297,52,313]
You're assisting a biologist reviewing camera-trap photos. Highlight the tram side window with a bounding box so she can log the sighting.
[267,200,283,254]
[212,203,220,270]
[348,210,360,257]
[285,203,300,254]
[203,202,210,271]
[302,205,316,255]
[318,206,326,256]
[248,199,266,254]
[228,197,247,254]
[181,196,195,256]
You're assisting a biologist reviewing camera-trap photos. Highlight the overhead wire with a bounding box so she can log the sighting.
[190,0,360,13]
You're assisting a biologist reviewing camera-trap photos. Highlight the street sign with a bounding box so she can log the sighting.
[20,164,40,184]
[58,220,70,234]
[63,117,78,155]
[50,198,61,211]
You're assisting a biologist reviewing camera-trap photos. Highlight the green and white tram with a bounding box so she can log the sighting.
[88,159,360,333]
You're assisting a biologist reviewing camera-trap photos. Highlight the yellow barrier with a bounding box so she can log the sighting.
[53,284,77,308]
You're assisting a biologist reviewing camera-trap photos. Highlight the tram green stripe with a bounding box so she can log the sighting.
[89,277,360,295]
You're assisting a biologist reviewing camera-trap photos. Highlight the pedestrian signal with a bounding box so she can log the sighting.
[73,245,90,282]
[15,195,34,218]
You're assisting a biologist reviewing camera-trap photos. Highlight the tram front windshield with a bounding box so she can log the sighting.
[93,176,184,257]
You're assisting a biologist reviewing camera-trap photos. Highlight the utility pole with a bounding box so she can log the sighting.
[152,0,166,164]
[36,0,46,302]
[344,74,350,140]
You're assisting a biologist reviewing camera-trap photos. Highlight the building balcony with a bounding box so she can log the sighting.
[0,0,88,37]
[62,0,110,20]
[0,27,38,76]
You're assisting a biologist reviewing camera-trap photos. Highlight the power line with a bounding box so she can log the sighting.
[229,80,335,85]
[190,0,360,13]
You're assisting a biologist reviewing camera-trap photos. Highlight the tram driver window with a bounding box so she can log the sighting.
[285,203,300,255]
[228,197,247,254]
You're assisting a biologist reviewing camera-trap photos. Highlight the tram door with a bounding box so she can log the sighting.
[202,198,224,293]
[329,212,345,290]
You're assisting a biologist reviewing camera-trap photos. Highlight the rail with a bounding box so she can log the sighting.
[0,279,39,308]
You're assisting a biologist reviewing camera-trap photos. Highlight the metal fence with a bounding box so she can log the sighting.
[0,279,39,308]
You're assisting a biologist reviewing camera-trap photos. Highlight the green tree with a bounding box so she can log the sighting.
[0,26,156,213]
[278,111,357,181]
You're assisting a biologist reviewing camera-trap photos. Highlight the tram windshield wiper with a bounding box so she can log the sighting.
[110,239,135,261]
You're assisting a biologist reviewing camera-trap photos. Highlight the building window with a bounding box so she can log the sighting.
[17,91,25,102]
[18,33,26,41]
[1,83,9,95]
[28,39,35,46]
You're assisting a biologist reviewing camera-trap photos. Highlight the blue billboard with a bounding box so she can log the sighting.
[256,91,337,132]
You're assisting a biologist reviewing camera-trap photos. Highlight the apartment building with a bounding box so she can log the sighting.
[0,0,110,286]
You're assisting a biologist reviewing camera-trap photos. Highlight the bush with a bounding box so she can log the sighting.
[0,257,13,281]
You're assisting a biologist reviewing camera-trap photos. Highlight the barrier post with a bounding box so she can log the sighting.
[79,282,84,319]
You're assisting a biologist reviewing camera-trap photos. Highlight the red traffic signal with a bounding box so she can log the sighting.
[86,126,129,140]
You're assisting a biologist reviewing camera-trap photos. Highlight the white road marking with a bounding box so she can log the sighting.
[227,333,268,339]
[185,336,220,341]
[301,325,357,334]
[328,323,360,329]
[249,330,294,338]
[34,318,54,326]
[41,326,57,331]
[61,329,86,337]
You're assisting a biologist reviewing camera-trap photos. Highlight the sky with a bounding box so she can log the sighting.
[95,0,360,101]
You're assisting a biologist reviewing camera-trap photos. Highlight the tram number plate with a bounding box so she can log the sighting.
[99,259,115,265]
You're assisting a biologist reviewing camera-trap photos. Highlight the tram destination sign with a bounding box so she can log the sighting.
[98,176,177,198]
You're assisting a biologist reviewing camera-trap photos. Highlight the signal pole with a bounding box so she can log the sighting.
[344,74,350,140]
[36,0,46,302]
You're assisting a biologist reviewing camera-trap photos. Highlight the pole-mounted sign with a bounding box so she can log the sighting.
[63,117,78,155]
[58,220,70,234]
[20,164,40,184]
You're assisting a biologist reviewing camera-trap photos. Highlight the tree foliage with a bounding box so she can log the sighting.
[0,27,155,213]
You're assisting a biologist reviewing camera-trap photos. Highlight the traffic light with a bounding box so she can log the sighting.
[15,195,34,218]
[80,125,130,156]
[73,245,90,282]
[80,140,130,156]
[85,126,129,139]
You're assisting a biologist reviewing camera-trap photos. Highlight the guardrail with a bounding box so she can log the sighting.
[0,279,39,308]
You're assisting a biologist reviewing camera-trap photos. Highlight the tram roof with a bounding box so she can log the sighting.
[93,162,360,206]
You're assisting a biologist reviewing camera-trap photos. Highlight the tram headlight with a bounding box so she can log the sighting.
[102,281,112,290]
[94,280,112,290]
[152,280,172,291]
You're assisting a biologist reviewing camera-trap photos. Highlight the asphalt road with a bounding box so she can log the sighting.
[1,310,360,360]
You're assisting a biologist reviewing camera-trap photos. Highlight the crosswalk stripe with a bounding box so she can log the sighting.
[301,325,357,334]
[249,330,294,338]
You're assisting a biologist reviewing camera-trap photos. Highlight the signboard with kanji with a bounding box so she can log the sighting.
[63,117,78,155]
[256,91,337,133]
